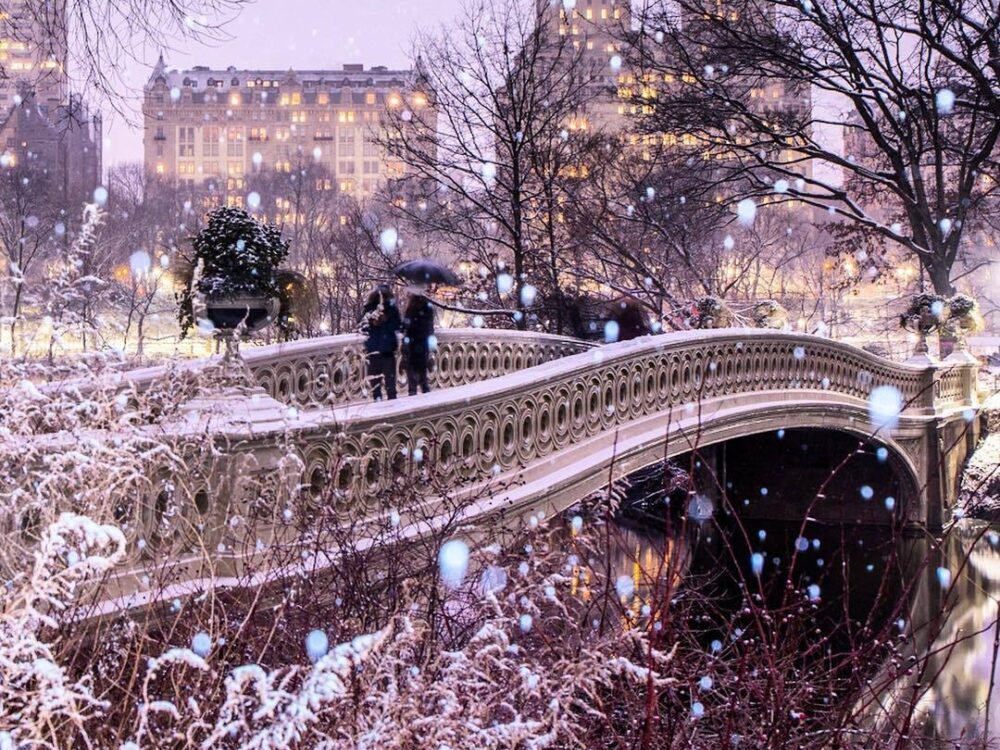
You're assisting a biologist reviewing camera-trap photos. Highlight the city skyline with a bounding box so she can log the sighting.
[105,0,462,167]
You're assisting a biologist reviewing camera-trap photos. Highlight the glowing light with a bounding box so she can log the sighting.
[438,539,470,589]
[191,632,211,657]
[936,88,955,114]
[305,630,329,663]
[736,198,757,226]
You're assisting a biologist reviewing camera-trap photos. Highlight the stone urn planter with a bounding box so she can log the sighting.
[177,206,291,379]
[204,295,279,335]
[900,293,947,364]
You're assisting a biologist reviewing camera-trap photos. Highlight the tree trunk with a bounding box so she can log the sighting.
[925,260,956,357]
[925,260,954,296]
[9,283,23,358]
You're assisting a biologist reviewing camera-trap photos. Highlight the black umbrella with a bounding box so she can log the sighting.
[393,259,462,287]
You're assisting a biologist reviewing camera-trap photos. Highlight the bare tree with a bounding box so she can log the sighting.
[40,202,106,363]
[11,0,245,117]
[242,156,394,335]
[100,165,198,353]
[379,0,605,330]
[567,144,814,328]
[309,197,396,335]
[628,0,1000,296]
[0,162,60,355]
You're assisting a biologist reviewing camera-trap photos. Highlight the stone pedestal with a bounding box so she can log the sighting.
[177,387,289,435]
[906,331,938,367]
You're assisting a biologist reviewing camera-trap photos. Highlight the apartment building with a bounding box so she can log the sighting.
[143,57,430,202]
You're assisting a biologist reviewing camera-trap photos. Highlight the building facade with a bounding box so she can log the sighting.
[0,0,67,107]
[537,0,811,171]
[0,0,101,206]
[142,59,430,202]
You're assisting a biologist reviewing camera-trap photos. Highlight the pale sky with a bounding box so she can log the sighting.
[104,0,463,168]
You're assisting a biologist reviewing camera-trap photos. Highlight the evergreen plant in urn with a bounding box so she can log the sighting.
[177,206,290,348]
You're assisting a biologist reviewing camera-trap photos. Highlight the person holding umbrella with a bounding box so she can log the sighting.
[392,258,461,396]
[359,283,402,401]
[402,286,435,396]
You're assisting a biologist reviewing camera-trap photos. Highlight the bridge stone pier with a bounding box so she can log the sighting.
[28,328,982,614]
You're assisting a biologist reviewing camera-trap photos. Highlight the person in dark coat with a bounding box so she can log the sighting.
[360,285,402,401]
[609,298,652,342]
[402,292,435,396]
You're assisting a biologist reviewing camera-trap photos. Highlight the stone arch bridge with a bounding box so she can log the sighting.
[27,328,983,613]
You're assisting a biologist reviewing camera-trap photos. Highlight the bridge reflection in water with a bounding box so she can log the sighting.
[603,445,1000,743]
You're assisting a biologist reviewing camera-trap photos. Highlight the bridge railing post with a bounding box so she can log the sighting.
[919,365,939,413]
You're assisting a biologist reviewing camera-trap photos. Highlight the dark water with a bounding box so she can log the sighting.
[605,450,1000,743]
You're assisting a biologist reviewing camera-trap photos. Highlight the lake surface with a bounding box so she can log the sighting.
[607,495,1000,743]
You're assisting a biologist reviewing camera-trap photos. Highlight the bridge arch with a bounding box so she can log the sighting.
[607,413,925,526]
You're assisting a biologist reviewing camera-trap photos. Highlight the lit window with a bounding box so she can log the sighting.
[177,127,195,157]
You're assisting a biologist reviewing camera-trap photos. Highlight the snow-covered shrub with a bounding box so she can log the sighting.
[687,296,733,329]
[0,354,236,578]
[750,299,789,330]
[0,514,125,745]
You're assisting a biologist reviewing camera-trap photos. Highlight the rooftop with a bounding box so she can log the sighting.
[147,58,419,91]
